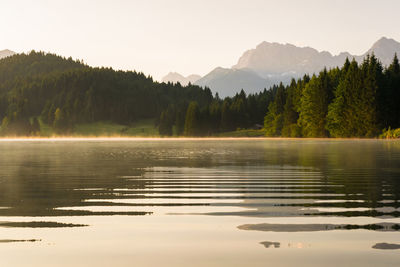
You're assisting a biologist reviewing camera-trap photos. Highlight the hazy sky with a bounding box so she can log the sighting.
[1,0,399,80]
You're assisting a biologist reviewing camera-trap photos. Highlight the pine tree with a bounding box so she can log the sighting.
[282,79,301,137]
[209,100,221,133]
[231,97,247,129]
[264,83,286,136]
[47,104,56,126]
[220,99,233,132]
[41,101,51,124]
[53,107,70,134]
[31,117,40,135]
[159,110,173,136]
[382,54,400,128]
[359,55,382,136]
[327,59,362,137]
[184,102,200,136]
[299,69,332,137]
[175,103,188,136]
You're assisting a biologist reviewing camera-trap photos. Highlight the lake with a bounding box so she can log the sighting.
[0,139,400,266]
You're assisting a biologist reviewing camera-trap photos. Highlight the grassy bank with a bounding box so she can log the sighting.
[216,129,267,137]
[34,120,267,138]
[38,119,159,137]
[8,120,400,139]
[380,128,400,139]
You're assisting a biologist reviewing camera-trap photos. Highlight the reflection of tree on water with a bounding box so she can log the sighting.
[0,239,41,243]
[254,140,400,218]
[0,143,149,217]
[0,140,399,220]
[260,241,280,248]
[239,222,400,232]
[0,221,87,227]
[372,243,400,250]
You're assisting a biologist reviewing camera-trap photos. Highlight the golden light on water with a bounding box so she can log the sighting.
[0,136,283,142]
[0,136,385,142]
[1,139,400,266]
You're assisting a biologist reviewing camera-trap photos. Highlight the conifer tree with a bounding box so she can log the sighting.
[382,54,400,128]
[264,83,286,136]
[159,110,173,136]
[299,69,332,137]
[359,55,382,136]
[282,79,301,137]
[31,117,40,135]
[47,104,56,126]
[184,102,200,136]
[327,59,362,137]
[220,99,233,132]
[53,107,70,134]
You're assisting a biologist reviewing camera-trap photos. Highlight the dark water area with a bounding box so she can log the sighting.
[0,139,400,266]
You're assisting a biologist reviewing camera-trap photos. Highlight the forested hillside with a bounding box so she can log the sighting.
[0,51,399,137]
[0,51,270,136]
[0,51,215,135]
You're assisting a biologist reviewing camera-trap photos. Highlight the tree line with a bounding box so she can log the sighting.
[0,51,213,135]
[158,89,273,136]
[0,51,399,138]
[263,55,400,137]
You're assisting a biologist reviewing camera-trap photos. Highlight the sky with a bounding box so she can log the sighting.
[1,0,400,80]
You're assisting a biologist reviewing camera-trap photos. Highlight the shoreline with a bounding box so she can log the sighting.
[0,136,397,142]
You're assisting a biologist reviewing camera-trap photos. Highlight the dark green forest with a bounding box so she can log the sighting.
[263,55,400,138]
[0,51,399,137]
[0,51,270,136]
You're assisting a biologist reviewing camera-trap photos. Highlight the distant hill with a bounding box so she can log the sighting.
[162,72,201,86]
[0,49,15,59]
[0,51,213,136]
[195,67,273,97]
[191,37,400,97]
[0,51,86,87]
[360,37,400,65]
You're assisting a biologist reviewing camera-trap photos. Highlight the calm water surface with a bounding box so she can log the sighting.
[0,139,400,266]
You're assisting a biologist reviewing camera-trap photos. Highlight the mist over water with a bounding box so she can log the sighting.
[1,139,400,266]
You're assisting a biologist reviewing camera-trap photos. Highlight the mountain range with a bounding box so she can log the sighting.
[163,37,400,97]
[161,72,201,86]
[0,49,15,59]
